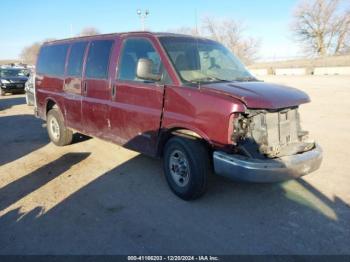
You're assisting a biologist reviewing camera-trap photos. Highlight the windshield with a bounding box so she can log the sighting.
[0,69,26,78]
[159,36,255,84]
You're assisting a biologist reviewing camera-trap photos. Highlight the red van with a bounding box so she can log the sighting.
[35,32,322,200]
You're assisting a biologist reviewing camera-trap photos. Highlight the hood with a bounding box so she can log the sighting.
[201,81,310,109]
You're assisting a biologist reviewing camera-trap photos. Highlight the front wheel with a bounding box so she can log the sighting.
[163,136,210,200]
[47,108,73,146]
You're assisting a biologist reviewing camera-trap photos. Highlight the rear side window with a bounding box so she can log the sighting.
[67,42,87,77]
[85,40,114,79]
[37,44,69,76]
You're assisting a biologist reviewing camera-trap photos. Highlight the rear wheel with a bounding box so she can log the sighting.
[47,108,73,146]
[163,136,210,200]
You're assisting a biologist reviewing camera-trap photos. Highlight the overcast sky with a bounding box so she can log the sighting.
[0,0,343,61]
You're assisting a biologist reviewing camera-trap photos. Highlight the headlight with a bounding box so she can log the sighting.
[1,79,10,84]
[231,113,249,144]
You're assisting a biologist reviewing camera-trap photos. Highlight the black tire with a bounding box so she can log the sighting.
[163,136,210,200]
[47,108,73,146]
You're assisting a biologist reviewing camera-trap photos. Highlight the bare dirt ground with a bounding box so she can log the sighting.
[0,75,349,255]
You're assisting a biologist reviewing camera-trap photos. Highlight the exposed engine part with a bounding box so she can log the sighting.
[232,108,315,158]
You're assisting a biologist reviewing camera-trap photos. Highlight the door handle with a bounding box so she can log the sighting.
[83,82,87,95]
[112,84,116,98]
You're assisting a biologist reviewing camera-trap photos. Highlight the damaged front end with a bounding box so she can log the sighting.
[213,107,323,182]
[232,108,315,158]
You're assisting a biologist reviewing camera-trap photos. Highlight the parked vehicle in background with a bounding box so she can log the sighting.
[0,68,29,96]
[25,72,36,106]
[35,32,323,200]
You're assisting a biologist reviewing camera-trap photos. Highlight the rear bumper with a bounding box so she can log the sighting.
[1,84,25,92]
[213,144,323,182]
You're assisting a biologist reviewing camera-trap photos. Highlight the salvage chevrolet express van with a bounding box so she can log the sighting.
[35,32,322,200]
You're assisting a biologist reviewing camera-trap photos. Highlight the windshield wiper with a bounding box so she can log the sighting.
[234,76,258,82]
[190,76,231,83]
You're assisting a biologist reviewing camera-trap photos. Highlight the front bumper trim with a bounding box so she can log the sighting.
[213,144,323,182]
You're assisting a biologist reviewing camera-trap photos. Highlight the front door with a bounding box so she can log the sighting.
[82,39,114,138]
[110,37,169,155]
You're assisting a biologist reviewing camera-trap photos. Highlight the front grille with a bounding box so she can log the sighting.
[263,109,300,147]
[3,83,25,89]
[248,108,313,158]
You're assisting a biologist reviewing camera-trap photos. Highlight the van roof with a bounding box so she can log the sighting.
[44,31,210,45]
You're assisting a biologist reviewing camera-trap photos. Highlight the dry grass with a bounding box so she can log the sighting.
[0,60,20,65]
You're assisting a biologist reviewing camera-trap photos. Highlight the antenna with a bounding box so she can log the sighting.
[70,24,73,37]
[194,9,201,89]
[195,9,198,35]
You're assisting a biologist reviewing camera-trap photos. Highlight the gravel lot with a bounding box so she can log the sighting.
[0,75,349,255]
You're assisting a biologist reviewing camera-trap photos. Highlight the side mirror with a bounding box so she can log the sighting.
[136,58,161,82]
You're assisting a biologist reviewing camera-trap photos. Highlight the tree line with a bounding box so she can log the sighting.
[20,0,349,65]
[292,0,349,56]
[19,27,100,65]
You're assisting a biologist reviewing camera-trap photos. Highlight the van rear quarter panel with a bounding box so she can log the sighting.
[162,85,246,148]
[36,75,66,120]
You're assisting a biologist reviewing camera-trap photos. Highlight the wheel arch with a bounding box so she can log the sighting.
[157,126,212,157]
[44,97,61,120]
[46,98,56,112]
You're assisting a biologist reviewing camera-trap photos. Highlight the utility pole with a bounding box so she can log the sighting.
[137,9,149,31]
